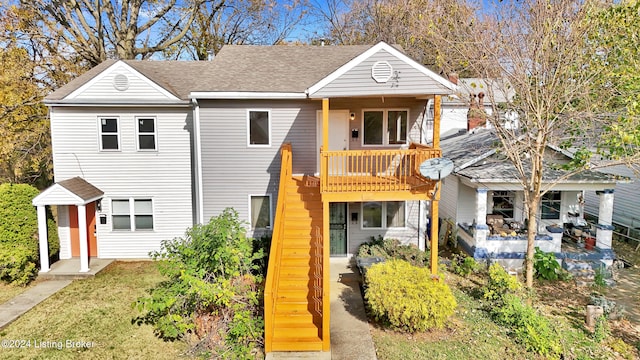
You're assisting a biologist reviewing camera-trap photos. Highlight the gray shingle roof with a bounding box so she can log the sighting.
[58,177,104,201]
[442,129,619,184]
[46,44,376,101]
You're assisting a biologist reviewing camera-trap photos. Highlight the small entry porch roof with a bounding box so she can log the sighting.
[32,177,104,273]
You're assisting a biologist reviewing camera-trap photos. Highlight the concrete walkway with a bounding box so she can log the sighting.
[267,258,378,360]
[0,280,71,330]
[0,258,114,330]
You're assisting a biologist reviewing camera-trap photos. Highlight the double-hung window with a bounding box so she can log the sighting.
[136,117,157,150]
[492,191,515,219]
[541,191,561,220]
[362,201,406,229]
[363,109,408,145]
[248,110,271,146]
[111,199,154,231]
[250,195,272,229]
[99,117,120,150]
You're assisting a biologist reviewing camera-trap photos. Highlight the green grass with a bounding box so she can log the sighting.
[0,282,34,304]
[0,261,188,359]
[371,271,624,360]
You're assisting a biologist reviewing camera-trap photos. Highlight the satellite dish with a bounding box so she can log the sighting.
[419,157,454,180]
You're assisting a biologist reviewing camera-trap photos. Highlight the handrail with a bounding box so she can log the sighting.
[264,143,292,353]
[320,144,441,193]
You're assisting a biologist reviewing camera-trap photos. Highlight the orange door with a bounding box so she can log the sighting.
[69,202,98,257]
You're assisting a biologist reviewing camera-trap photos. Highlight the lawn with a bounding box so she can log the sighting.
[0,282,34,305]
[370,259,640,360]
[0,261,188,360]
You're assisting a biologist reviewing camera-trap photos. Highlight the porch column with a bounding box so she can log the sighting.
[596,189,614,250]
[36,205,50,272]
[433,95,441,149]
[321,200,330,351]
[474,189,489,253]
[78,204,90,272]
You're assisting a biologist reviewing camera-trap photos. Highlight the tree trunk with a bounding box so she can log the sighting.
[525,196,540,288]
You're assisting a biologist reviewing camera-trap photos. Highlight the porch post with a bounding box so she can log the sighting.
[78,204,90,272]
[322,98,329,151]
[433,95,441,149]
[36,205,50,272]
[596,189,614,250]
[474,189,489,256]
[430,196,439,275]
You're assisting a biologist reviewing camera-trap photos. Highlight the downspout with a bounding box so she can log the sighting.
[192,98,204,224]
[418,99,434,251]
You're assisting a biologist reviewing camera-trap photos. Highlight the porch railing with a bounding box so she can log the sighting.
[264,143,292,353]
[320,143,441,193]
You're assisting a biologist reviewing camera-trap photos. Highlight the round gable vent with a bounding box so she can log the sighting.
[113,74,130,91]
[371,61,393,83]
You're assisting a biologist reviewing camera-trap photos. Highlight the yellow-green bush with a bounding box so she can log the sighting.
[0,183,58,285]
[364,259,456,332]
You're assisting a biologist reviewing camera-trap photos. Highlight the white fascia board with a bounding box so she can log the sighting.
[65,60,181,101]
[32,185,84,206]
[43,100,191,107]
[189,92,307,100]
[306,41,457,96]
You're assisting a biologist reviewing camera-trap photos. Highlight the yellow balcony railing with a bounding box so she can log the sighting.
[320,143,441,194]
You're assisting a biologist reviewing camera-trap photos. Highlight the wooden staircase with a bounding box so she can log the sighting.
[265,144,327,353]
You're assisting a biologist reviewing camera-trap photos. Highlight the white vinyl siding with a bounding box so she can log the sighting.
[136,117,157,151]
[50,106,193,258]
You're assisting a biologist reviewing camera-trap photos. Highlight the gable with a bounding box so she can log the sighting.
[64,61,181,103]
[308,43,455,98]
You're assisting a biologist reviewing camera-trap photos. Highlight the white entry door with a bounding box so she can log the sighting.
[316,110,349,174]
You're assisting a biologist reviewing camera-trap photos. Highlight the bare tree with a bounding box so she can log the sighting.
[164,0,309,60]
[23,0,206,66]
[431,0,640,287]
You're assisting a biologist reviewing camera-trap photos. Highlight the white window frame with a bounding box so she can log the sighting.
[361,108,409,146]
[98,117,120,151]
[247,109,271,147]
[110,198,154,232]
[249,194,272,230]
[361,201,407,229]
[135,116,158,151]
[541,191,562,220]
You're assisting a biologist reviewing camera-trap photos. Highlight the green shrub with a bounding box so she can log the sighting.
[357,236,428,267]
[593,315,610,343]
[492,293,561,357]
[134,208,265,357]
[365,259,456,332]
[483,262,522,306]
[0,242,38,285]
[533,247,561,281]
[450,254,480,276]
[0,183,59,284]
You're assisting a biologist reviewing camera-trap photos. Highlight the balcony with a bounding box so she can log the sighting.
[319,143,441,202]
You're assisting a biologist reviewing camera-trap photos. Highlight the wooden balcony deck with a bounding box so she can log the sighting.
[320,144,441,201]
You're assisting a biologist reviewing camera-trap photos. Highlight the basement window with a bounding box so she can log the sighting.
[250,195,272,229]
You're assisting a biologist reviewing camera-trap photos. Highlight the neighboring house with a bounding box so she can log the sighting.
[32,41,456,353]
[439,129,620,270]
[585,165,640,245]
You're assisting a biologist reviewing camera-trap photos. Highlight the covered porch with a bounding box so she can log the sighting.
[32,177,104,273]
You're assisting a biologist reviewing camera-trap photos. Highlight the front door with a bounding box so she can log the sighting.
[329,202,347,256]
[69,202,98,257]
[316,110,349,174]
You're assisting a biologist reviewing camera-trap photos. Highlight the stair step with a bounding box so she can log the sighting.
[276,301,311,313]
[273,323,320,338]
[279,266,313,277]
[271,336,323,352]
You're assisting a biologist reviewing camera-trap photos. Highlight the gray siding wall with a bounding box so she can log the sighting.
[50,106,194,258]
[57,205,71,259]
[457,184,477,225]
[199,100,319,233]
[585,166,639,228]
[313,49,449,97]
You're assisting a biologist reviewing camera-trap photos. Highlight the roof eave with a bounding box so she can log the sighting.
[189,91,308,100]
